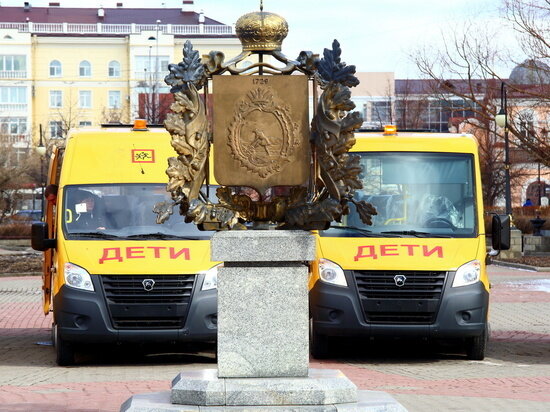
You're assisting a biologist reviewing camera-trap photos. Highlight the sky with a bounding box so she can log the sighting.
[1,0,520,78]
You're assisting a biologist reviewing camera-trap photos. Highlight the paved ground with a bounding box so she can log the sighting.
[0,265,548,412]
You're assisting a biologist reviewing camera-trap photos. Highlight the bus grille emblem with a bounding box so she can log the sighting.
[394,275,407,287]
[142,279,155,291]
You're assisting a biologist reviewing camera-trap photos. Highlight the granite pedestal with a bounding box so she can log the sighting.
[214,231,313,378]
[121,230,407,411]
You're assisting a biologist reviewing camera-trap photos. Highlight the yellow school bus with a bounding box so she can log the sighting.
[309,127,510,360]
[32,122,219,365]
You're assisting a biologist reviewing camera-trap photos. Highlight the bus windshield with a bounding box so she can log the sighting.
[323,152,477,238]
[62,184,214,240]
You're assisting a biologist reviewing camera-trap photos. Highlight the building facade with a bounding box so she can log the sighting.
[0,1,239,149]
[352,74,549,208]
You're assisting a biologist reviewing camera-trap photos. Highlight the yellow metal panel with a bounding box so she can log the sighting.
[62,240,213,276]
[60,128,174,185]
[352,132,479,154]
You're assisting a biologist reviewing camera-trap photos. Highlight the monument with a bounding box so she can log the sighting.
[122,2,406,411]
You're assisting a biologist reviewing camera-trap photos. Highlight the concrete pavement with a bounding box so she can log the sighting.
[0,265,548,412]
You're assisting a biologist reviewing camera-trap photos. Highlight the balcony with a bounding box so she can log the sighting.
[0,22,234,36]
[0,134,30,147]
[0,71,27,79]
[0,103,27,112]
[134,71,169,81]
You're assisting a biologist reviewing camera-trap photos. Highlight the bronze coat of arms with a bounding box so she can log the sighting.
[154,7,377,230]
[214,75,309,194]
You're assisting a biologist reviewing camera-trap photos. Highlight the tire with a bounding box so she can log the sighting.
[310,319,330,359]
[53,323,75,366]
[465,324,488,360]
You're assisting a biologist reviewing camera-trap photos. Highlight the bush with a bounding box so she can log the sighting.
[0,223,31,238]
[484,205,550,234]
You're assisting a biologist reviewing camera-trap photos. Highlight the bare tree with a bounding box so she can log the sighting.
[411,0,550,167]
[504,0,550,61]
[138,92,173,125]
[101,100,130,125]
[49,90,82,139]
[0,140,41,221]
[460,118,531,206]
[395,79,431,130]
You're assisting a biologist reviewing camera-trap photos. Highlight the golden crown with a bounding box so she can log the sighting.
[235,11,288,52]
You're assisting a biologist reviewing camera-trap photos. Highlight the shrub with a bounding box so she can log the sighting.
[0,223,31,238]
[484,206,550,234]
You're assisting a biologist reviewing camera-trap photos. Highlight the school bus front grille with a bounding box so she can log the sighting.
[353,270,447,324]
[100,274,195,329]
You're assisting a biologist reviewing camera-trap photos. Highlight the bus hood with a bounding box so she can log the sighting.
[62,239,215,275]
[317,236,483,271]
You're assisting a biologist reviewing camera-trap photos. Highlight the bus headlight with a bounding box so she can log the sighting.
[318,259,347,287]
[452,260,481,287]
[64,263,94,291]
[200,263,222,291]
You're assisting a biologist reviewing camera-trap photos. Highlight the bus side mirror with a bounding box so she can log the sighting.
[491,214,510,251]
[31,222,56,251]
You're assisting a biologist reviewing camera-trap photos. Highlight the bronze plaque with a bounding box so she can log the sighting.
[213,75,310,194]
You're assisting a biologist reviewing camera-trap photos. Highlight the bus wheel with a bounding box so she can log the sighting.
[53,324,75,366]
[465,324,487,360]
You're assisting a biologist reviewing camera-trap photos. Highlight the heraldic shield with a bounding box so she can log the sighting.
[213,75,310,195]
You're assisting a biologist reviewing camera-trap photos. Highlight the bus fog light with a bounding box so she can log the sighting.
[452,260,481,287]
[64,263,94,291]
[319,259,347,287]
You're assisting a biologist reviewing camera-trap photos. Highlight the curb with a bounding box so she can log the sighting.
[0,272,41,278]
[492,260,550,272]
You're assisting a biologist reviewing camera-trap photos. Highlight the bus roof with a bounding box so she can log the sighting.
[352,131,479,154]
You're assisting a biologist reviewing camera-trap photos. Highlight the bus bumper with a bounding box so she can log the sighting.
[310,270,489,339]
[53,274,217,344]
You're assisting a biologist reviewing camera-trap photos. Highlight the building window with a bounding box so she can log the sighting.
[49,121,63,139]
[517,110,535,140]
[79,60,91,77]
[0,86,26,104]
[371,101,392,126]
[0,55,26,76]
[50,90,62,108]
[108,90,121,109]
[49,60,62,77]
[79,121,92,127]
[134,55,170,79]
[108,60,120,77]
[79,90,92,108]
[0,117,27,135]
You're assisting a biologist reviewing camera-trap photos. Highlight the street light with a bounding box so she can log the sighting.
[155,19,161,124]
[147,36,155,123]
[35,124,46,219]
[495,82,512,216]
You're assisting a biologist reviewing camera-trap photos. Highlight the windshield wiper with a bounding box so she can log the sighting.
[380,230,451,238]
[328,225,389,237]
[124,233,200,240]
[69,232,120,239]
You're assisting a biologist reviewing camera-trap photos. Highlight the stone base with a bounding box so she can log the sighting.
[499,228,522,260]
[212,231,314,378]
[121,389,408,412]
[170,369,356,406]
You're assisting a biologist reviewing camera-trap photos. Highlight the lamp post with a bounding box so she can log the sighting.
[147,36,155,123]
[495,82,512,216]
[35,124,47,219]
[155,19,161,124]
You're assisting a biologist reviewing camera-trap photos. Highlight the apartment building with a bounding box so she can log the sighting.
[0,1,239,149]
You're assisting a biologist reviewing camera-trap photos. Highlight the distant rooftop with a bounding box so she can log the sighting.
[0,5,235,36]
